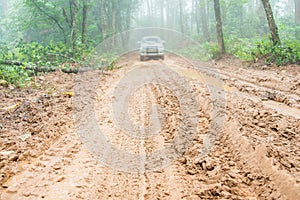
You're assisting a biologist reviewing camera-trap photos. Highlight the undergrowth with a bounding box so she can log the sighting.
[225,35,300,66]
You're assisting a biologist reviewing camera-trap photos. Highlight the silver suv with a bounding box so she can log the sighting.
[139,36,165,61]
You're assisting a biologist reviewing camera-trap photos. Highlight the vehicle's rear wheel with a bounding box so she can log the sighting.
[140,56,144,61]
[161,55,165,60]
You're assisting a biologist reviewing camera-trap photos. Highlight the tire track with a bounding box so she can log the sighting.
[225,120,300,199]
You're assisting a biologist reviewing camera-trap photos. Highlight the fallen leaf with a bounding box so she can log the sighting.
[2,103,20,111]
[63,91,74,97]
[0,79,8,86]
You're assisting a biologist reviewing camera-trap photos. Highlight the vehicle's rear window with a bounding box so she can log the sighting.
[143,37,161,43]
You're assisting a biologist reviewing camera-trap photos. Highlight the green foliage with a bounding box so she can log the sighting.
[1,0,298,70]
[203,42,221,60]
[225,35,255,61]
[107,61,116,71]
[98,52,118,70]
[178,42,219,61]
[226,35,300,66]
[253,38,300,66]
[0,40,93,87]
[277,18,300,41]
[85,51,118,70]
[0,65,31,87]
[0,41,89,67]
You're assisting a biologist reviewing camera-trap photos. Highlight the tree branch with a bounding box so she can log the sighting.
[62,7,71,27]
[30,0,67,44]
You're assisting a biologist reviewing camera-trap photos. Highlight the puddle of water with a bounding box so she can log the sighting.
[167,65,234,92]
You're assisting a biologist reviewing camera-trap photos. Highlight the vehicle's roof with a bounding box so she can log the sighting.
[142,36,161,39]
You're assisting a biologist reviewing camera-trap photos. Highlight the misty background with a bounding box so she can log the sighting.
[0,0,299,43]
[0,0,299,72]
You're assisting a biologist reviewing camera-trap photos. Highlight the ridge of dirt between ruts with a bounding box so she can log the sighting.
[191,59,300,109]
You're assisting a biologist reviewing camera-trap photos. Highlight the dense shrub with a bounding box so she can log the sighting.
[253,38,300,66]
[0,65,31,87]
[225,35,300,66]
[0,41,91,87]
[0,41,90,67]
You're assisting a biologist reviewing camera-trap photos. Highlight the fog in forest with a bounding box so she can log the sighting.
[0,0,299,66]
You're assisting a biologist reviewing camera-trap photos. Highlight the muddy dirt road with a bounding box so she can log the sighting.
[0,54,299,199]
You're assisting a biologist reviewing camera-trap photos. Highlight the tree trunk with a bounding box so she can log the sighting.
[179,0,184,33]
[111,3,116,45]
[70,0,79,49]
[191,0,195,33]
[207,0,211,39]
[166,0,171,28]
[82,1,88,44]
[100,0,107,39]
[31,1,67,44]
[201,0,210,41]
[121,1,132,49]
[213,0,225,54]
[239,5,244,35]
[261,0,281,45]
[195,0,200,35]
[146,0,152,18]
[126,1,132,30]
[296,0,300,25]
[160,0,164,27]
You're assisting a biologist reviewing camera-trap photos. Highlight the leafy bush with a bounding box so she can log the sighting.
[202,42,220,60]
[178,42,219,61]
[0,41,90,67]
[252,37,300,66]
[0,65,31,87]
[225,35,255,61]
[225,34,300,66]
[0,41,92,87]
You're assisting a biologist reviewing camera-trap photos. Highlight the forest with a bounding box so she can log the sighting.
[1,1,300,199]
[0,0,299,86]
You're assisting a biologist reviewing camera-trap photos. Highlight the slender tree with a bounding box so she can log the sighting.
[70,0,79,49]
[100,0,107,39]
[295,0,300,39]
[81,0,88,44]
[179,0,184,33]
[160,0,164,27]
[261,0,281,45]
[214,0,225,54]
[200,0,210,41]
[166,0,172,28]
[195,0,200,34]
[111,1,116,36]
[191,0,195,33]
[146,0,152,18]
[125,0,132,30]
[296,0,300,25]
[27,0,67,44]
